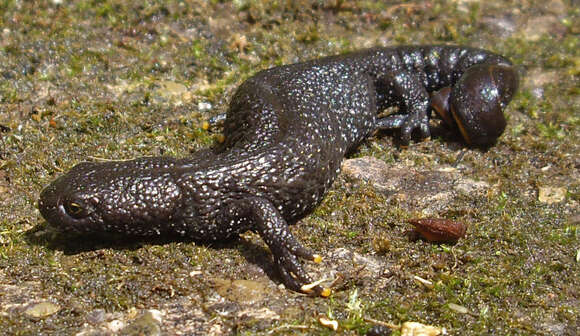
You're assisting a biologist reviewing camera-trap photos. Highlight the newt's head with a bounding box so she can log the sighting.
[431,64,519,146]
[38,158,185,236]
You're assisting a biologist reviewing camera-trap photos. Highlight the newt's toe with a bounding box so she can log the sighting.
[320,287,332,297]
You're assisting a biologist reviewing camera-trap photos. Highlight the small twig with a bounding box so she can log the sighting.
[385,3,425,17]
[268,324,311,334]
[453,149,468,167]
[451,246,459,271]
[363,317,400,330]
[86,156,118,162]
[327,273,343,289]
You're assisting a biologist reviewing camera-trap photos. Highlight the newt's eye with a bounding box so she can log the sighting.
[63,200,90,219]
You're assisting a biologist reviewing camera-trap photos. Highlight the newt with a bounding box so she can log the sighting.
[39,46,518,296]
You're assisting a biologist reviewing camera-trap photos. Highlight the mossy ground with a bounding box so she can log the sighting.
[0,0,578,335]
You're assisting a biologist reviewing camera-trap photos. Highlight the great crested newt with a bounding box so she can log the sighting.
[39,46,518,296]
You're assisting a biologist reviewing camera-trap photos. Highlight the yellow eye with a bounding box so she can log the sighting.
[68,203,83,214]
[65,201,87,218]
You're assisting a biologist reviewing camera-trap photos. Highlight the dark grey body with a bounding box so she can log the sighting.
[39,46,515,294]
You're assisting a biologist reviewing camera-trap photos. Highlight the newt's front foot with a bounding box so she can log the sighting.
[270,242,331,296]
[399,112,431,143]
[241,197,331,296]
[376,112,431,144]
[375,69,432,144]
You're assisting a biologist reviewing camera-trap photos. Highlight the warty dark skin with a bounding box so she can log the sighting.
[39,46,518,296]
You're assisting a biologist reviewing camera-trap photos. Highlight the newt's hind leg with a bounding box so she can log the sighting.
[232,197,330,296]
[375,70,431,143]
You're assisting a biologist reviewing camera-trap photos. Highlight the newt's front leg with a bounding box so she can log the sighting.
[231,197,330,296]
[375,70,431,143]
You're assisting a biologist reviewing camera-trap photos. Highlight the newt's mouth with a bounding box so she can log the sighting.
[38,182,59,225]
[38,179,82,233]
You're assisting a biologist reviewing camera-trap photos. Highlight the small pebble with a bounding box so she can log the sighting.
[24,302,60,318]
[319,316,339,331]
[400,322,442,336]
[198,101,212,111]
[447,302,469,314]
[538,186,566,204]
[366,325,392,336]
